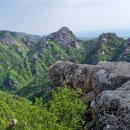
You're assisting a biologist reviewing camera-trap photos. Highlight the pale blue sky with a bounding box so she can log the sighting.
[0,0,130,36]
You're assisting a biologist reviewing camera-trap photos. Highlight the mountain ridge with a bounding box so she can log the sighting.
[0,27,130,97]
[1,27,130,130]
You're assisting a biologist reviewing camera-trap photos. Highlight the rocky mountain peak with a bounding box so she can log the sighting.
[99,32,117,41]
[45,27,82,49]
[58,26,74,34]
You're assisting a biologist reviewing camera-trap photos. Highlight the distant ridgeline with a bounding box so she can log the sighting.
[0,27,130,98]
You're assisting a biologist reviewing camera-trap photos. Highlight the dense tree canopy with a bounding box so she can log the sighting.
[0,86,87,130]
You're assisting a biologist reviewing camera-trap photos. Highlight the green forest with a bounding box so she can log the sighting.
[0,28,128,130]
[0,86,87,130]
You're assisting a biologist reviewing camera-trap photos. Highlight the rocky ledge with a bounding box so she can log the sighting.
[49,61,130,130]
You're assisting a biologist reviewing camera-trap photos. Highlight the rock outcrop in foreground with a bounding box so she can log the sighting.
[49,61,130,130]
[92,81,130,130]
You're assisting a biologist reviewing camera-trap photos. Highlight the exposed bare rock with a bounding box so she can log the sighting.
[81,91,95,104]
[92,61,130,94]
[92,81,130,130]
[0,32,20,46]
[46,27,83,49]
[49,61,93,92]
[99,33,117,41]
[49,61,130,130]
[49,61,130,94]
[10,119,17,126]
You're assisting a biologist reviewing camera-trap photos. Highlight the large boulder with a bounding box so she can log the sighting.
[49,61,130,94]
[92,61,130,94]
[49,61,93,92]
[91,81,130,130]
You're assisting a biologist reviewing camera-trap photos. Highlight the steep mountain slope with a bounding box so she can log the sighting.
[0,27,85,99]
[0,27,129,99]
[0,32,20,46]
[0,42,33,91]
[1,27,130,130]
[83,33,124,64]
[30,26,85,63]
[0,30,41,46]
[0,31,42,93]
[17,27,85,98]
[120,38,130,61]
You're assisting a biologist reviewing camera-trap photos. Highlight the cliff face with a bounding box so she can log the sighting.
[49,61,130,130]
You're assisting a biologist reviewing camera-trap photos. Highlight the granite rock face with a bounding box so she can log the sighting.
[49,61,130,93]
[49,61,130,130]
[0,32,20,46]
[92,81,130,130]
[49,61,93,92]
[92,61,130,94]
[46,27,82,49]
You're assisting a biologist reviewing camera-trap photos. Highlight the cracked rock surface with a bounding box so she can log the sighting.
[49,61,130,130]
[92,81,130,130]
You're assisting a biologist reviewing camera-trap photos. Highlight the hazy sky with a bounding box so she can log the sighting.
[0,0,130,36]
